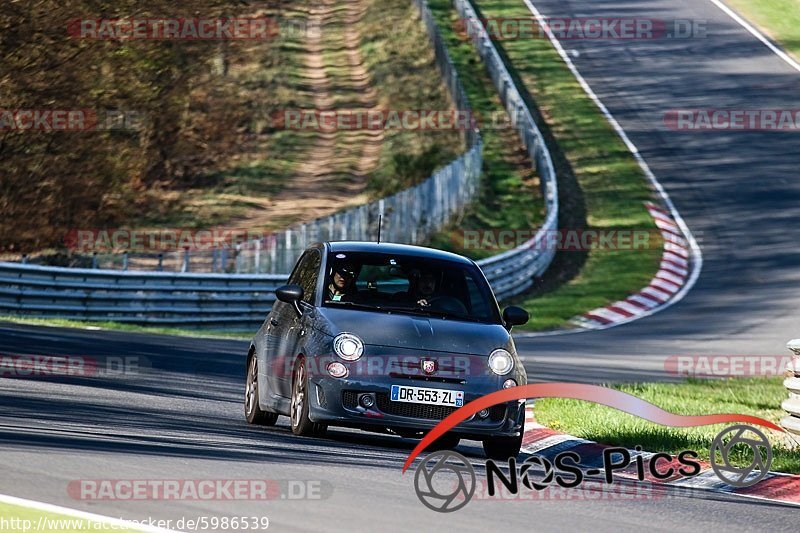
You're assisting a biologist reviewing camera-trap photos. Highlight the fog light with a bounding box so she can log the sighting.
[503,379,517,389]
[359,394,375,408]
[477,408,490,419]
[327,362,348,378]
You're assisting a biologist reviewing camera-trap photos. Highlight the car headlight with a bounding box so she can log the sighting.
[488,348,514,375]
[333,333,364,361]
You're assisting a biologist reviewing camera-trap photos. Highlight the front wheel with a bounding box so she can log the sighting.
[245,355,278,426]
[482,434,522,460]
[290,359,327,437]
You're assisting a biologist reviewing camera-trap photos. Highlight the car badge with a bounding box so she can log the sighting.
[421,360,436,374]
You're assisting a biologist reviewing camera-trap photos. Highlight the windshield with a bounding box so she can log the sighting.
[322,251,502,324]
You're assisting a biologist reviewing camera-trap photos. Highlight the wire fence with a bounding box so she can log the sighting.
[1,0,563,329]
[27,0,483,275]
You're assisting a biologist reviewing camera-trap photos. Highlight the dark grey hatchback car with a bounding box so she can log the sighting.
[245,241,530,459]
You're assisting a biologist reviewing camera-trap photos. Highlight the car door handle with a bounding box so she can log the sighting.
[270,319,279,327]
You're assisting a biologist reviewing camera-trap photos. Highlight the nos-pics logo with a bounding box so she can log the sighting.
[413,425,773,512]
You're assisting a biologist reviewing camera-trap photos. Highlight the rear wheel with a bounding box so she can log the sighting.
[290,359,327,437]
[245,355,278,426]
[482,434,522,460]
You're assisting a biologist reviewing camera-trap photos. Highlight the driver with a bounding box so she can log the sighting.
[326,264,356,302]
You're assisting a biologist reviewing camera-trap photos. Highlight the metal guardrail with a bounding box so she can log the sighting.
[0,0,560,328]
[781,339,800,436]
[0,262,285,330]
[452,0,558,301]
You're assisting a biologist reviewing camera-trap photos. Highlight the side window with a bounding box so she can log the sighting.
[299,251,321,304]
[287,250,321,304]
[287,252,310,286]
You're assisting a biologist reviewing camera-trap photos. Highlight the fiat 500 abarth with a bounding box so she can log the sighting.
[244,241,530,458]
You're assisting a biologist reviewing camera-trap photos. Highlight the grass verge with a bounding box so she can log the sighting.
[0,316,249,340]
[534,378,800,473]
[425,0,545,260]
[462,0,664,330]
[725,0,800,59]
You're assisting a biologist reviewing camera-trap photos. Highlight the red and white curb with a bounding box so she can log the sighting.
[522,407,800,505]
[571,202,691,330]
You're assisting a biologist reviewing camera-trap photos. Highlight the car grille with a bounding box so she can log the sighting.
[489,404,506,421]
[342,390,359,409]
[342,390,507,422]
[375,393,459,420]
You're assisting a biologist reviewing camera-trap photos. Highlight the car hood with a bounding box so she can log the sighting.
[313,307,511,355]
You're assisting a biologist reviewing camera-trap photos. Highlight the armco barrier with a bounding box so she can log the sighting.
[0,262,284,330]
[453,0,558,301]
[0,1,559,327]
[781,339,800,436]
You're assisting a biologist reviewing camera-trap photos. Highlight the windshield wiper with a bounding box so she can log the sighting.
[381,305,477,322]
[324,301,384,311]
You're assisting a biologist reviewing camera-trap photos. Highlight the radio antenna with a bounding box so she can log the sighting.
[377,215,382,244]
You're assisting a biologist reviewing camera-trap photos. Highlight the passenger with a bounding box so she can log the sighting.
[411,269,438,307]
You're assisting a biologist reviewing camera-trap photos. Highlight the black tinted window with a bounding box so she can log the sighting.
[322,251,501,324]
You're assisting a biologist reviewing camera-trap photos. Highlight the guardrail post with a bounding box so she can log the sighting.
[235,244,242,274]
[21,254,28,265]
[157,253,164,272]
[220,248,228,273]
[254,239,262,273]
[181,247,190,273]
[92,252,98,269]
[781,339,800,436]
[122,252,129,271]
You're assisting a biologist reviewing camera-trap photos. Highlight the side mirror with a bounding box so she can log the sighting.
[502,306,529,330]
[276,284,304,316]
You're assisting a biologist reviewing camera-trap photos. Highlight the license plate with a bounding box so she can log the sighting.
[390,385,464,407]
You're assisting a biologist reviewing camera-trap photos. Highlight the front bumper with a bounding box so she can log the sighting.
[305,351,527,439]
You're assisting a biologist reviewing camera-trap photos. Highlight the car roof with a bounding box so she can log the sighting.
[321,241,474,266]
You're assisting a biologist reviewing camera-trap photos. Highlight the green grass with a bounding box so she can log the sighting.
[424,0,545,259]
[535,378,800,473]
[455,0,663,330]
[130,0,463,231]
[726,0,800,58]
[0,502,143,533]
[0,316,249,340]
[360,0,465,198]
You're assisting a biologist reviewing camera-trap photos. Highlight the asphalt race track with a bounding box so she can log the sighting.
[1,0,799,531]
[0,322,798,532]
[515,0,800,374]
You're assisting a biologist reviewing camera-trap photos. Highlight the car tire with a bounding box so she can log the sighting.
[245,354,279,426]
[482,434,522,461]
[290,358,327,437]
[424,433,461,452]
